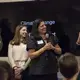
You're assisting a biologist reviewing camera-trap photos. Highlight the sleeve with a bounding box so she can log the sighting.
[8,44,16,68]
[53,35,59,45]
[27,36,37,51]
[22,58,31,70]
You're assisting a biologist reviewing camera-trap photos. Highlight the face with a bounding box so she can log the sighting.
[20,26,27,38]
[38,21,47,34]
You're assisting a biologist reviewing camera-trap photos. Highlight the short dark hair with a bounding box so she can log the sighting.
[59,53,78,79]
[31,19,44,39]
[0,61,14,80]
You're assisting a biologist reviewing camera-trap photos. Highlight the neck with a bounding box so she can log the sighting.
[39,33,46,40]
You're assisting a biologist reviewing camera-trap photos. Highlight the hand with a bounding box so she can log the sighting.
[18,67,23,73]
[44,42,54,50]
[76,42,80,45]
[50,44,55,50]
[15,67,22,75]
[76,32,80,45]
[14,67,22,79]
[13,66,18,70]
[78,32,80,38]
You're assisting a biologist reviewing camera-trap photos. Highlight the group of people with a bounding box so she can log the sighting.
[8,19,61,80]
[1,18,79,80]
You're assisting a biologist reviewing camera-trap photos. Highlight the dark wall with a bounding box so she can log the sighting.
[0,1,79,56]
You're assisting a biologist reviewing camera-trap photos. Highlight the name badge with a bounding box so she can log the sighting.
[37,40,44,44]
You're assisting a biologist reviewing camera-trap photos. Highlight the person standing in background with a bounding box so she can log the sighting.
[8,25,31,80]
[76,32,80,45]
[76,32,80,69]
[27,19,62,80]
[0,28,3,52]
[0,19,13,56]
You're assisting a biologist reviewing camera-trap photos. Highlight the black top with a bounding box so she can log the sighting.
[27,33,59,75]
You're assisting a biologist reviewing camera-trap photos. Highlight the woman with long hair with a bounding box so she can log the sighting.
[8,25,31,80]
[27,19,62,80]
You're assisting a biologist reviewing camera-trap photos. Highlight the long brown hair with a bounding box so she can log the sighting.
[10,25,28,45]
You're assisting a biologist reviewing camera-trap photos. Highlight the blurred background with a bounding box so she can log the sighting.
[0,0,79,57]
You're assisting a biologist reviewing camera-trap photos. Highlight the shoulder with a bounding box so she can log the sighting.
[28,34,36,42]
[9,40,15,45]
[8,41,15,48]
[51,32,57,38]
[52,32,56,36]
[27,34,37,49]
[50,32,59,44]
[30,35,35,39]
[50,32,58,40]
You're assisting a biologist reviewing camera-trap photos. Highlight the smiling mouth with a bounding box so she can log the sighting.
[43,29,46,31]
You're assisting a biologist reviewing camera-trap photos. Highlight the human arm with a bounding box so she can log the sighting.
[22,58,31,70]
[51,34,62,54]
[76,32,80,45]
[8,44,16,68]
[28,42,52,59]
[52,44,62,54]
